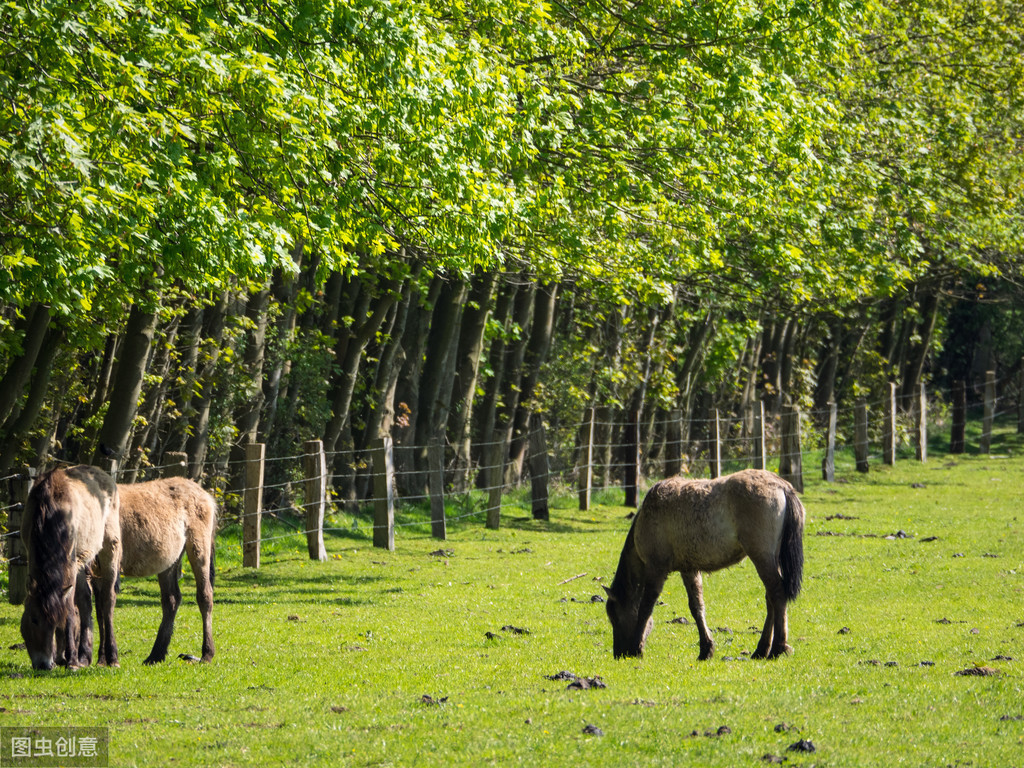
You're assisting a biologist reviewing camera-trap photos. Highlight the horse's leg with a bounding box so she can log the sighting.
[185,540,215,662]
[55,626,67,668]
[632,574,668,657]
[93,543,121,668]
[61,591,80,669]
[752,587,776,659]
[74,571,94,667]
[682,571,715,660]
[145,559,183,664]
[750,556,791,659]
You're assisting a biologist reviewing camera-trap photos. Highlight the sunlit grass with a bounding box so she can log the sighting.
[1,427,1022,766]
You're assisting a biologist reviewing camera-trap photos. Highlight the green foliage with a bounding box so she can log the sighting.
[1,0,1022,482]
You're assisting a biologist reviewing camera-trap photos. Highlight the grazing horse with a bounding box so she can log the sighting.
[118,477,217,663]
[20,466,121,671]
[605,469,804,661]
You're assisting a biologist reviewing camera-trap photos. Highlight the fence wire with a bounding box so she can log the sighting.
[2,376,1020,571]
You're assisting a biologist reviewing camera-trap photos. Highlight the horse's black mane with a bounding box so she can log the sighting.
[27,469,74,625]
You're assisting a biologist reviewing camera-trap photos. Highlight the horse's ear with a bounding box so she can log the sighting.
[602,585,612,597]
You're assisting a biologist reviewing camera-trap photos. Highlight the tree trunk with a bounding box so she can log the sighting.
[0,322,62,471]
[185,292,230,479]
[234,287,272,446]
[412,277,467,494]
[813,315,842,415]
[168,304,204,453]
[355,278,416,500]
[0,302,52,428]
[776,318,798,410]
[125,315,181,480]
[495,282,536,486]
[390,275,440,494]
[675,310,715,446]
[900,288,941,408]
[323,276,400,484]
[759,316,788,411]
[450,273,496,491]
[473,280,519,484]
[507,282,558,484]
[92,303,160,468]
[262,267,302,443]
[739,323,764,434]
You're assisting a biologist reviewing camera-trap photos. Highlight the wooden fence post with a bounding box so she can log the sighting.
[242,443,265,568]
[624,408,640,508]
[779,403,803,492]
[915,383,928,463]
[303,440,328,561]
[707,409,721,479]
[883,382,897,465]
[428,438,447,540]
[951,380,966,454]
[6,468,35,604]
[664,409,683,477]
[854,398,870,473]
[162,451,188,478]
[529,413,550,521]
[822,402,837,482]
[980,370,996,454]
[578,407,595,511]
[372,436,396,549]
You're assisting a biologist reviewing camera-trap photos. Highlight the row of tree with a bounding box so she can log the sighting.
[1,0,1022,503]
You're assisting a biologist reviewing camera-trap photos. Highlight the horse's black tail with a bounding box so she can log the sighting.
[209,538,216,589]
[209,499,218,589]
[780,486,805,601]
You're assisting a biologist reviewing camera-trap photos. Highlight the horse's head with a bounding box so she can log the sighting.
[20,592,59,671]
[604,585,652,659]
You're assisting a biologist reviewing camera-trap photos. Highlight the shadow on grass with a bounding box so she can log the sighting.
[0,657,123,680]
[215,567,387,607]
[502,514,625,535]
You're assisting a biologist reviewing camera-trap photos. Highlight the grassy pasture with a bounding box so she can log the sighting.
[2,432,1023,767]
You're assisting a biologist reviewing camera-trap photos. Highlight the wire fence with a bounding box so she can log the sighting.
[3,373,1021,578]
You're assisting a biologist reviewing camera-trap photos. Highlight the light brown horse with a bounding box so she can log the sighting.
[605,469,804,661]
[20,466,121,670]
[118,477,217,664]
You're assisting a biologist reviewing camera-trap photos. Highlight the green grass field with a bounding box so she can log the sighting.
[2,432,1023,767]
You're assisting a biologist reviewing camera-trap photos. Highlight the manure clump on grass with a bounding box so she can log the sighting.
[955,666,1001,677]
[544,670,607,690]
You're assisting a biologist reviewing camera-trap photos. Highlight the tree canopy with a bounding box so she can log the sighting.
[1,0,1022,489]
